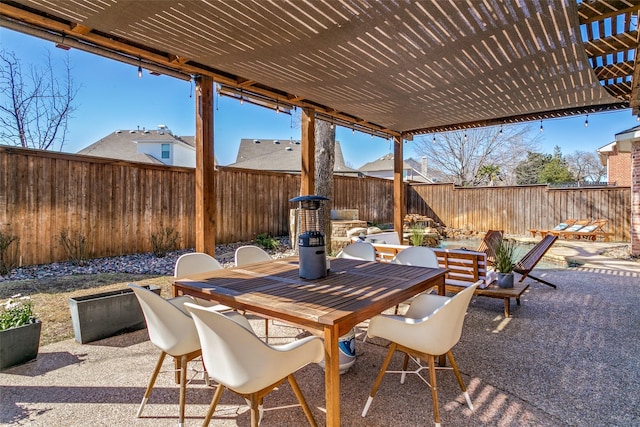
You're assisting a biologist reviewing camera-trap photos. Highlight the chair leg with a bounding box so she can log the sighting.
[401,352,410,384]
[362,343,397,417]
[137,351,167,417]
[288,374,317,427]
[249,393,260,427]
[446,351,473,410]
[179,354,188,427]
[264,318,269,342]
[427,355,441,427]
[202,384,225,426]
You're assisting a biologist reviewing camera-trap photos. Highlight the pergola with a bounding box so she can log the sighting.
[2,0,640,422]
[2,0,638,246]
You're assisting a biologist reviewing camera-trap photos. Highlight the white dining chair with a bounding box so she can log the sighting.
[361,283,479,427]
[391,246,439,268]
[234,245,272,266]
[174,252,230,312]
[185,303,324,427]
[335,242,377,261]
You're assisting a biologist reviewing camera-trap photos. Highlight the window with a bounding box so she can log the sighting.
[161,144,170,159]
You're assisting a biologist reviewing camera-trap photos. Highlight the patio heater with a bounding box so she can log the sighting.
[290,195,329,279]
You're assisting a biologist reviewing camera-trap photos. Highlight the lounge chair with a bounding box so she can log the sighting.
[549,219,590,238]
[513,235,558,288]
[560,219,613,242]
[528,219,576,238]
[476,230,503,266]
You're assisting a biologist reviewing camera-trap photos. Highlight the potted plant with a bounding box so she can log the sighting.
[0,294,41,370]
[494,239,517,288]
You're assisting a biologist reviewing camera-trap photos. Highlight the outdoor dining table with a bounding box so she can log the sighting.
[172,255,446,426]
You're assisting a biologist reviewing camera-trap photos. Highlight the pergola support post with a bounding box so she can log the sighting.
[393,136,404,243]
[195,76,216,255]
[632,141,640,256]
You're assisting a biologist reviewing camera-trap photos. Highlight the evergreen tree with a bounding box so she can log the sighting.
[515,152,551,184]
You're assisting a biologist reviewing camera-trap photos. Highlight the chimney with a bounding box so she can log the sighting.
[421,156,427,176]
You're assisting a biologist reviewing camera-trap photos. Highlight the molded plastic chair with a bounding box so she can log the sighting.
[234,245,272,266]
[129,284,253,426]
[174,252,230,311]
[174,252,223,277]
[391,246,439,268]
[362,283,479,427]
[335,242,377,261]
[390,246,439,315]
[184,303,324,427]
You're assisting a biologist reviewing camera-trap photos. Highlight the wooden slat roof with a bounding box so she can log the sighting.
[1,0,638,137]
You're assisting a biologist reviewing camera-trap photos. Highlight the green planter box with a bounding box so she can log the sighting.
[68,286,160,344]
[0,320,42,370]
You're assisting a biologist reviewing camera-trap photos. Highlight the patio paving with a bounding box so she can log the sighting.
[1,242,639,426]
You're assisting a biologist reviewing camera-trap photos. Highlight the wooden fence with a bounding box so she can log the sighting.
[407,183,630,242]
[0,147,630,266]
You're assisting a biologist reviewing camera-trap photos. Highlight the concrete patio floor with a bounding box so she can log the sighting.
[2,241,639,426]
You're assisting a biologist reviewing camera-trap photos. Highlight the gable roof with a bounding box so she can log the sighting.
[359,154,411,172]
[229,139,358,175]
[78,128,195,165]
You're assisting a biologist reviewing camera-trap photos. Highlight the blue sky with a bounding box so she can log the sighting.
[2,28,637,168]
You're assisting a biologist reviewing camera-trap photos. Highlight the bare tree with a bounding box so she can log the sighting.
[566,150,607,183]
[0,49,78,151]
[413,124,541,186]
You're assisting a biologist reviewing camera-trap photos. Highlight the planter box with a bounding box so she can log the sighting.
[0,320,42,370]
[69,286,160,344]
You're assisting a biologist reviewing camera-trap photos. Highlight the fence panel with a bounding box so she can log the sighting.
[407,183,630,241]
[0,147,630,266]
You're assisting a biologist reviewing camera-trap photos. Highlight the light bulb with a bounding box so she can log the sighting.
[584,115,588,127]
[352,128,355,135]
[539,120,544,132]
[137,65,142,78]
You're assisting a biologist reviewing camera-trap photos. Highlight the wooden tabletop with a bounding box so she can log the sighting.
[173,256,446,336]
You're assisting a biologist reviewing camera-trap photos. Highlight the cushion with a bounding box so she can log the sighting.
[564,224,584,232]
[552,223,569,231]
[367,226,382,235]
[578,225,598,233]
[346,227,367,238]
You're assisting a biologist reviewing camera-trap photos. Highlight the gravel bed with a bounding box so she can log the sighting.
[1,238,295,281]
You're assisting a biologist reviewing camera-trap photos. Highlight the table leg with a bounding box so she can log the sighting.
[437,277,447,366]
[324,324,340,426]
[504,298,510,318]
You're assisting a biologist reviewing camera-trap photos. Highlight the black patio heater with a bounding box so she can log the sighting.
[290,195,329,279]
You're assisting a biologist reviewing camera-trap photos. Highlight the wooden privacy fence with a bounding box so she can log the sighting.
[407,183,630,242]
[0,147,630,266]
[0,147,395,266]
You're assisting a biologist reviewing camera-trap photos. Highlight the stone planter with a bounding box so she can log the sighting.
[497,272,514,288]
[68,286,160,344]
[0,320,42,370]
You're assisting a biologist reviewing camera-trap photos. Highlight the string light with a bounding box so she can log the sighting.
[137,58,142,78]
[240,88,244,105]
[636,114,639,122]
[499,125,503,135]
[352,128,355,135]
[464,132,468,141]
[584,114,589,128]
[539,120,544,132]
[276,99,279,114]
[432,134,436,143]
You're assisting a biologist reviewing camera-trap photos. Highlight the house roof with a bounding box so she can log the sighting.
[229,139,358,175]
[359,154,411,172]
[2,1,636,138]
[78,129,194,164]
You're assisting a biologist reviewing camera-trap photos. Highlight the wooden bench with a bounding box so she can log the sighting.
[372,243,528,317]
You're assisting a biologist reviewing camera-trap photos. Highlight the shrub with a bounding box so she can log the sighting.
[0,231,19,276]
[256,233,278,250]
[494,239,517,273]
[0,294,36,331]
[409,225,424,246]
[59,229,90,266]
[150,226,180,257]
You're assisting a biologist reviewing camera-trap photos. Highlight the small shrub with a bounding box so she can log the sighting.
[59,229,90,266]
[256,233,278,250]
[0,294,36,331]
[0,231,20,276]
[409,225,424,246]
[150,226,180,257]
[494,239,517,273]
